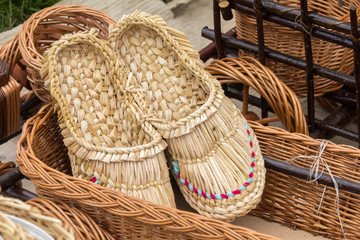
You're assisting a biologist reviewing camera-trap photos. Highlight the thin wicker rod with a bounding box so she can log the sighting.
[206,56,308,134]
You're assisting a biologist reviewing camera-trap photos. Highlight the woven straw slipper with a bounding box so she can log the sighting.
[109,11,266,221]
[41,30,175,208]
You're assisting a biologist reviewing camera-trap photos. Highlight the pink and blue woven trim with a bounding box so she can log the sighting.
[172,122,255,200]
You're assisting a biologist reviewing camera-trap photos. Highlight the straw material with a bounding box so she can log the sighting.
[0,212,35,240]
[26,198,115,240]
[0,196,74,240]
[235,0,360,97]
[206,56,308,135]
[17,104,280,240]
[19,5,116,102]
[248,121,360,239]
[41,30,175,208]
[108,11,265,221]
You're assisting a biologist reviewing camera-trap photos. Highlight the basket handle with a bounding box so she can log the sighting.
[206,56,309,135]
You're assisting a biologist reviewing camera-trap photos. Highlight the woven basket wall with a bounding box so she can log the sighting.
[18,5,116,102]
[235,0,360,97]
[0,76,20,140]
[249,121,360,240]
[206,56,360,238]
[0,36,22,140]
[16,104,280,240]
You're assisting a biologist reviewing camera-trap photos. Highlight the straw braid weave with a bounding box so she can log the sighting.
[0,196,74,240]
[19,5,116,102]
[109,11,223,138]
[42,30,175,208]
[109,11,265,221]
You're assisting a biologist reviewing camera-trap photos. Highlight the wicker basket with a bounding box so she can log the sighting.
[0,34,30,89]
[26,198,115,240]
[19,5,116,102]
[17,103,280,240]
[206,56,360,239]
[248,121,360,240]
[0,196,74,239]
[235,0,360,97]
[0,76,20,140]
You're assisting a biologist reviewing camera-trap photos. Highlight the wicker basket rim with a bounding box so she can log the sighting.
[19,5,116,72]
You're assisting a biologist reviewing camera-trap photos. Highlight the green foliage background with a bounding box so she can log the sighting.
[0,0,59,32]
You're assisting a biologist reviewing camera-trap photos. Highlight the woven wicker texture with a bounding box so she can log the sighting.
[0,196,74,240]
[247,121,360,239]
[205,56,308,135]
[0,34,21,74]
[235,0,360,97]
[19,5,116,102]
[17,103,280,240]
[42,31,175,208]
[0,34,31,90]
[109,11,265,221]
[26,198,115,240]
[0,76,20,140]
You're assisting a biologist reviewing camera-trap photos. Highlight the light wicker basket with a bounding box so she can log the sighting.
[235,0,360,97]
[26,198,115,240]
[16,103,280,240]
[0,196,74,240]
[19,5,116,102]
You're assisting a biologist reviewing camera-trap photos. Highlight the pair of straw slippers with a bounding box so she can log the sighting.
[42,11,265,221]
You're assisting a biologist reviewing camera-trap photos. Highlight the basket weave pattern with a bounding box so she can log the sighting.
[235,0,360,97]
[0,76,20,139]
[19,5,116,102]
[17,104,280,240]
[249,121,360,239]
[26,198,115,240]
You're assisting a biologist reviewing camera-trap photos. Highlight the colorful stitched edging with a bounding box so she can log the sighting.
[172,122,255,200]
[90,177,100,184]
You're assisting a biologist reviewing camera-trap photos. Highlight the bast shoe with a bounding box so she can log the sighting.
[41,30,176,208]
[109,11,266,221]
